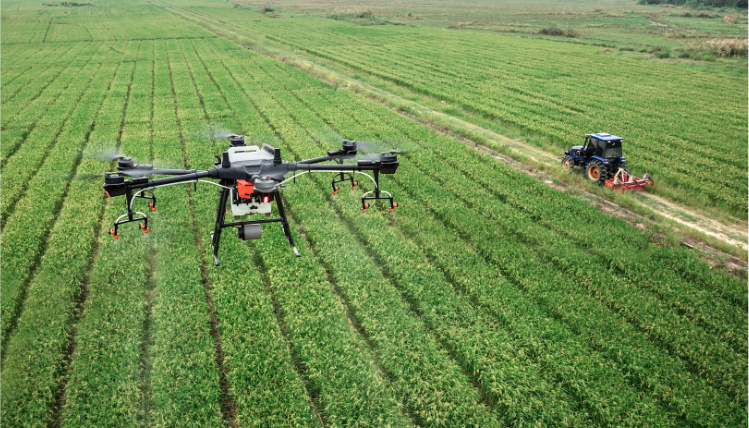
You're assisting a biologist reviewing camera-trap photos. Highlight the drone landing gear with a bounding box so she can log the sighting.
[211,184,299,266]
[360,170,397,213]
[110,189,156,238]
[332,172,357,195]
[331,158,357,195]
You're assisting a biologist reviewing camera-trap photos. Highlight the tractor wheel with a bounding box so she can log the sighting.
[587,161,607,185]
[561,156,573,171]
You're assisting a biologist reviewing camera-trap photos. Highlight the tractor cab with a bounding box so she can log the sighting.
[563,133,627,184]
[584,133,623,160]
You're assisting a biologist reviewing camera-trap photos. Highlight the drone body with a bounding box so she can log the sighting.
[103,136,399,265]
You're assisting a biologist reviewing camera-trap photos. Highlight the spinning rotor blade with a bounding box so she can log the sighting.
[117,167,189,177]
[74,173,107,181]
[193,123,239,141]
[82,144,178,167]
[356,138,420,156]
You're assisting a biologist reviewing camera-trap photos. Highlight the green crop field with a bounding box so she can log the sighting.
[1,0,746,427]
[173,0,748,218]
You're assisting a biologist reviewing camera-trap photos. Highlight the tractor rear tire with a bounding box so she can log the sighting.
[587,161,607,186]
[561,156,573,171]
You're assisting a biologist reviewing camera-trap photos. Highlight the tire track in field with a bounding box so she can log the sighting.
[192,45,418,425]
[209,46,499,423]
[49,42,142,427]
[139,39,158,428]
[176,39,323,426]
[41,17,53,43]
[165,39,237,427]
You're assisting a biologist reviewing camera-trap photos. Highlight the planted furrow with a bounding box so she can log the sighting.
[175,38,412,427]
[0,41,140,427]
[0,42,79,107]
[195,40,518,427]
[57,45,153,427]
[212,44,595,426]
[341,90,747,352]
[260,75,704,426]
[276,99,677,426]
[0,50,122,351]
[1,42,107,165]
[140,39,226,426]
[1,41,110,222]
[396,149,746,399]
[312,88,746,421]
[166,38,324,426]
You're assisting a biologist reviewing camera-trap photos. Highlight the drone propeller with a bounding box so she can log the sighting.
[74,173,107,181]
[194,123,239,141]
[356,138,420,156]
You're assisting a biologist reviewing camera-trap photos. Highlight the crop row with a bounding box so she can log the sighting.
[0,39,139,427]
[215,39,744,422]
[199,38,744,426]
[1,44,108,212]
[1,43,107,164]
[3,10,746,426]
[295,90,745,425]
[333,89,747,354]
[177,37,422,426]
[0,44,125,352]
[302,40,745,181]
[199,38,592,426]
[325,87,747,396]
[240,66,680,426]
[182,5,747,216]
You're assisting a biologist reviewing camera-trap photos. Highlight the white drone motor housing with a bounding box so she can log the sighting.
[228,145,274,216]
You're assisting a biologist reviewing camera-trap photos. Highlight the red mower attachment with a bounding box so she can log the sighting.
[605,168,654,191]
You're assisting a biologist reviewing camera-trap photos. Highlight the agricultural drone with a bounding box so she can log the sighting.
[103,136,399,265]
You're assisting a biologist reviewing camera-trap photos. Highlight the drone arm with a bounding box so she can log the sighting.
[296,155,334,165]
[291,158,398,174]
[129,169,217,189]
[104,168,218,197]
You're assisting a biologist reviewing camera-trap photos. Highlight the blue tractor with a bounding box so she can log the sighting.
[561,133,653,190]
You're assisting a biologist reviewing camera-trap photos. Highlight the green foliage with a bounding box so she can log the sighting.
[639,0,747,9]
[1,0,746,427]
